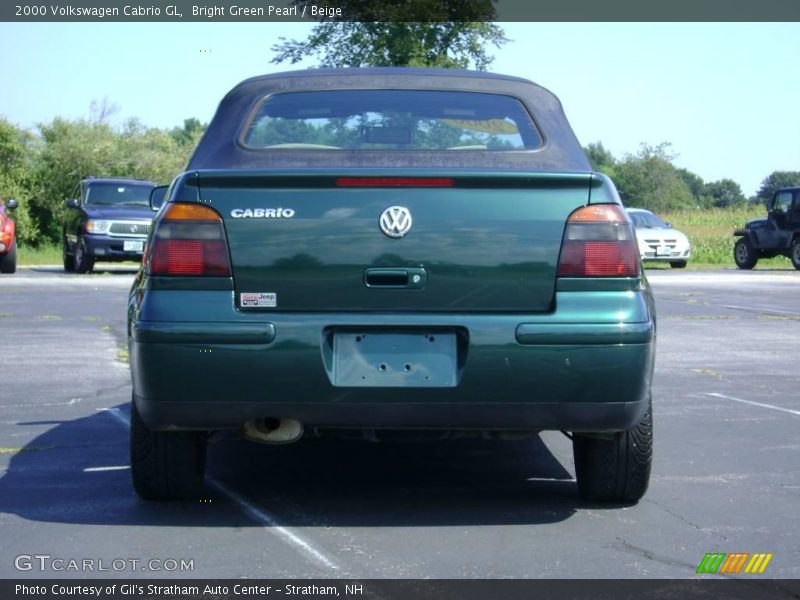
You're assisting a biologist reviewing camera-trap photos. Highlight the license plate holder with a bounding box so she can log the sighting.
[332,331,457,387]
[124,240,144,252]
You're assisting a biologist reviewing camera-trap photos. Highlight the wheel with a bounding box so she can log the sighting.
[0,240,16,274]
[62,235,75,272]
[733,238,757,270]
[572,394,652,503]
[669,260,687,269]
[73,236,95,273]
[791,238,800,270]
[130,396,207,501]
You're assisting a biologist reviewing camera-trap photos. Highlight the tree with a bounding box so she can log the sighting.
[584,141,616,173]
[0,115,207,247]
[0,119,33,173]
[24,118,198,244]
[89,97,120,124]
[675,167,704,199]
[674,168,718,208]
[116,118,196,181]
[611,143,695,212]
[170,118,206,147]
[756,171,800,202]
[271,2,507,69]
[584,143,715,210]
[0,119,39,244]
[704,179,746,208]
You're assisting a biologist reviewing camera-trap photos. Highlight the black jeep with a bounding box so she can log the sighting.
[63,177,156,273]
[734,187,800,270]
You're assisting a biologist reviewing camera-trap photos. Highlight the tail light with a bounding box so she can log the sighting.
[557,204,640,277]
[145,203,231,276]
[0,215,14,250]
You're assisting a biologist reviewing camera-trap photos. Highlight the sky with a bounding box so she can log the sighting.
[0,22,798,196]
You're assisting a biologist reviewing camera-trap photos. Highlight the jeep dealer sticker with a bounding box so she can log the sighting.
[240,292,277,308]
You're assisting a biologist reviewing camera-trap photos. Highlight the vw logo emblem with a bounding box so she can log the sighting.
[130,225,139,233]
[379,206,413,238]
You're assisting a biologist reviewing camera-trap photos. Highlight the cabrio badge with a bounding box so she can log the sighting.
[231,208,295,219]
[379,206,412,238]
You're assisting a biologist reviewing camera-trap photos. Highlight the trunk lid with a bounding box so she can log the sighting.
[196,170,592,313]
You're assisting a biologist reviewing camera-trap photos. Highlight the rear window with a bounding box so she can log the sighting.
[242,90,541,151]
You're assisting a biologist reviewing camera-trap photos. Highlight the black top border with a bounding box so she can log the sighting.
[4,0,800,22]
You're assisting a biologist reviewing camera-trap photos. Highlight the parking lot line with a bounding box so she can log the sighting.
[722,304,800,317]
[83,466,130,472]
[705,392,800,417]
[102,406,342,573]
[208,478,341,572]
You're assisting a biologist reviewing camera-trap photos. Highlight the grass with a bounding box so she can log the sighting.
[17,243,61,266]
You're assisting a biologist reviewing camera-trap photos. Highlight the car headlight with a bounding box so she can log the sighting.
[85,220,110,234]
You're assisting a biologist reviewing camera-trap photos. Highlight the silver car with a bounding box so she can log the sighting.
[627,208,691,268]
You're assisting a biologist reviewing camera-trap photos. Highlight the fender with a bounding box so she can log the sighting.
[733,227,762,249]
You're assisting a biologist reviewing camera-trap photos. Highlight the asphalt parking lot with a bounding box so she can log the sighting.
[0,266,798,579]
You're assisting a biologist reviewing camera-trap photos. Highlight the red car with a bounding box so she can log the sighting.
[0,198,19,274]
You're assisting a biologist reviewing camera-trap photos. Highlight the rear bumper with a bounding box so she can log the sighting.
[130,286,656,433]
[132,397,649,433]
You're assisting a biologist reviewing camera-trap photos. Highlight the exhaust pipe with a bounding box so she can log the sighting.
[243,418,303,444]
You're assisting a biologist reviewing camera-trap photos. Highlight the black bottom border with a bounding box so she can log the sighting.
[3,579,800,600]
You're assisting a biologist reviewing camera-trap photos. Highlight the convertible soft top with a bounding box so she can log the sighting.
[187,68,590,172]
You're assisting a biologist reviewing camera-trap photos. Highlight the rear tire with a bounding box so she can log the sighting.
[669,260,687,269]
[130,396,207,501]
[0,240,16,274]
[791,238,800,271]
[734,238,757,270]
[62,235,75,272]
[573,395,652,504]
[73,236,95,273]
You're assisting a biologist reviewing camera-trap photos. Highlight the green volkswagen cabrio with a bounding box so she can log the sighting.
[128,68,655,503]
